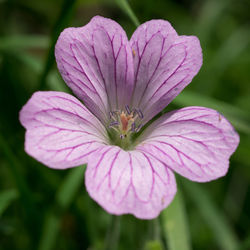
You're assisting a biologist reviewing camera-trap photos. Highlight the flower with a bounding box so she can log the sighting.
[20,16,239,219]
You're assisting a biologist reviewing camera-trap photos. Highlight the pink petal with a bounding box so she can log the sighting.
[85,146,176,219]
[130,20,202,123]
[55,16,134,123]
[19,91,107,169]
[137,107,239,182]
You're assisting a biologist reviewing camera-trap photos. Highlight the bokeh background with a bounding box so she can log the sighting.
[0,0,250,249]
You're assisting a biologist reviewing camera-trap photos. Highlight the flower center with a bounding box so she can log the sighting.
[108,105,143,149]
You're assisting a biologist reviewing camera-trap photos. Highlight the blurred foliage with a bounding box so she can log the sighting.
[0,0,250,249]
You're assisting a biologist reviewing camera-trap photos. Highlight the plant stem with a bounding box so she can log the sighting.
[115,0,140,27]
[104,215,122,250]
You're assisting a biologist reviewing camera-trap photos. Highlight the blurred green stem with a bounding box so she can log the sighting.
[39,0,77,90]
[195,0,232,42]
[104,215,121,250]
[0,134,39,244]
[143,218,164,250]
[152,218,161,241]
[115,0,140,27]
[38,166,84,250]
[224,169,248,222]
[182,180,239,250]
[0,189,18,216]
[0,35,49,51]
[0,134,35,212]
[161,190,191,250]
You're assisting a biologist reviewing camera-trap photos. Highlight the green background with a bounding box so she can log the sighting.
[0,0,250,249]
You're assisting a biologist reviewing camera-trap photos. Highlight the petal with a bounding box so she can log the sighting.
[137,107,239,182]
[55,16,134,124]
[85,146,176,219]
[20,91,108,169]
[130,20,202,123]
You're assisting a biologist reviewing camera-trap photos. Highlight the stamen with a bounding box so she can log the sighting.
[137,109,144,119]
[109,121,119,127]
[135,124,143,132]
[131,122,136,132]
[109,111,116,119]
[109,105,144,139]
[125,105,131,114]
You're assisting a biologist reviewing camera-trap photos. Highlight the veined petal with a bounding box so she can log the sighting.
[55,16,134,124]
[130,20,202,123]
[137,107,239,182]
[85,146,176,219]
[19,91,108,169]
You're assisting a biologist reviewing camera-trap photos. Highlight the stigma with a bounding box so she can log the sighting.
[109,105,143,139]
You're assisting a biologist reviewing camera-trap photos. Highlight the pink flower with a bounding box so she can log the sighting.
[20,16,239,219]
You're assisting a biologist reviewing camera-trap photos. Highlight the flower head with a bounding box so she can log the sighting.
[20,16,239,219]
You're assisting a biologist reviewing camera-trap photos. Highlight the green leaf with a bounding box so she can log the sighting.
[197,26,250,95]
[115,0,140,27]
[38,166,85,250]
[14,52,68,92]
[173,90,250,134]
[0,35,49,51]
[0,189,18,216]
[144,240,163,250]
[161,190,191,250]
[182,180,240,250]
